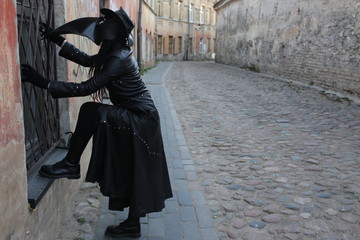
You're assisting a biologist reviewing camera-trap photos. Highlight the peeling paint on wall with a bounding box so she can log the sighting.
[0,0,24,144]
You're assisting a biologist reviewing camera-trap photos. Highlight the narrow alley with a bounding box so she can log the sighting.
[57,62,360,240]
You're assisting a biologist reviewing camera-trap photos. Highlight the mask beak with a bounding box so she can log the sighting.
[46,17,102,45]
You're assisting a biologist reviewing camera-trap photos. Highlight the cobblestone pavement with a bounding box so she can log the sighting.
[56,61,360,240]
[165,62,360,240]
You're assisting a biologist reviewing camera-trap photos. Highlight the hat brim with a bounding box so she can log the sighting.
[100,8,119,20]
[100,8,134,35]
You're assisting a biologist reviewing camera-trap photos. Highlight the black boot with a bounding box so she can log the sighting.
[39,135,88,179]
[105,216,141,238]
[39,159,80,179]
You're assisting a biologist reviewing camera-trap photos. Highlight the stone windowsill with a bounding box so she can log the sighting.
[27,147,68,210]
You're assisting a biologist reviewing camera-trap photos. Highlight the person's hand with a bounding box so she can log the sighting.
[21,64,50,89]
[39,22,65,46]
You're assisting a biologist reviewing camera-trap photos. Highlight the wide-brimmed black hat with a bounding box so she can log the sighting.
[100,8,135,35]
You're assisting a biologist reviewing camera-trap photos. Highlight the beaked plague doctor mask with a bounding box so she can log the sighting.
[46,7,135,46]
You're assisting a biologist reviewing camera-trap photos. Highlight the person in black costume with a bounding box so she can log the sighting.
[21,8,172,238]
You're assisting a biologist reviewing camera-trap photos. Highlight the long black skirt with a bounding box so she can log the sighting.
[85,97,172,217]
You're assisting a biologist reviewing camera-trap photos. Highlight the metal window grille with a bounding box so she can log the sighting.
[17,0,60,173]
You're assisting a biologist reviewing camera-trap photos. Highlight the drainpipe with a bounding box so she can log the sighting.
[184,0,190,61]
[137,0,143,71]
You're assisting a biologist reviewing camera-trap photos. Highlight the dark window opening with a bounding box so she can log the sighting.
[189,37,193,53]
[157,35,162,54]
[169,36,173,54]
[178,36,182,54]
[17,0,60,173]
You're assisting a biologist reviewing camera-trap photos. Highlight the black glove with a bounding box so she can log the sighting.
[39,22,65,46]
[21,64,50,89]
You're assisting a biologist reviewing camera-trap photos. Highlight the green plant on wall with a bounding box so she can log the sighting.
[247,63,260,73]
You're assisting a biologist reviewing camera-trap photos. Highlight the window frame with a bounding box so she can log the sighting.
[189,3,194,23]
[169,36,174,54]
[200,6,204,24]
[157,35,163,54]
[16,0,61,173]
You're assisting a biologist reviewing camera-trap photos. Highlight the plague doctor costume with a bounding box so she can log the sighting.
[21,8,172,238]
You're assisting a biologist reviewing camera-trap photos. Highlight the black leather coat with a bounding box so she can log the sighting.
[50,41,173,217]
[49,41,147,103]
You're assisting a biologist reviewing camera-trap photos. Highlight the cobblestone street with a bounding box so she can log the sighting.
[165,62,360,240]
[56,62,360,240]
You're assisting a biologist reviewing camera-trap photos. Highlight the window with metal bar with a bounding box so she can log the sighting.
[16,0,60,173]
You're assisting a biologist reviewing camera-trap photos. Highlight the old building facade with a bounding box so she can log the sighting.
[139,0,158,68]
[214,0,360,98]
[156,0,217,61]
[0,1,152,239]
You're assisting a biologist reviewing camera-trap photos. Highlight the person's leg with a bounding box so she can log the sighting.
[39,102,103,179]
[105,207,141,238]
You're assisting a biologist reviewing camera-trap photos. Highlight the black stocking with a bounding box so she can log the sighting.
[73,102,103,140]
[63,102,103,163]
[120,208,140,226]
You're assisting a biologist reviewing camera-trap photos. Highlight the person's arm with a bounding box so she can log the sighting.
[58,41,97,67]
[48,56,126,98]
[40,22,97,67]
[21,50,132,98]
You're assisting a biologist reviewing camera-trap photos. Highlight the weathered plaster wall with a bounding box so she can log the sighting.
[142,2,157,67]
[157,0,217,61]
[0,1,101,239]
[215,0,360,97]
[0,1,28,239]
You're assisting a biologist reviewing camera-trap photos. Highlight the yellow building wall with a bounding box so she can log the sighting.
[156,0,217,61]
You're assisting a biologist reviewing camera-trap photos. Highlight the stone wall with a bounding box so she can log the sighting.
[214,0,360,97]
